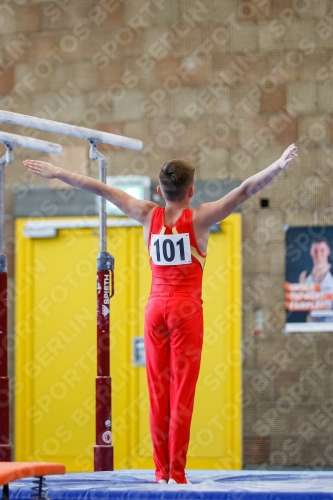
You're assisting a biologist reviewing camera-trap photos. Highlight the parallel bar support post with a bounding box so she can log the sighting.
[98,153,107,255]
[0,154,11,462]
[0,136,61,463]
[90,144,114,471]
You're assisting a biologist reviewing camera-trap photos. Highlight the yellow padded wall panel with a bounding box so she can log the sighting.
[15,215,241,471]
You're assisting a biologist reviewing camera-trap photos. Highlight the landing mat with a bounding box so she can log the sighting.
[7,469,333,499]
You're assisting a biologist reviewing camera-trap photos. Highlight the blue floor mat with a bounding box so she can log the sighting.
[7,469,333,500]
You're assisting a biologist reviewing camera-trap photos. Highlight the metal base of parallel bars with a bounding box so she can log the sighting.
[94,445,114,472]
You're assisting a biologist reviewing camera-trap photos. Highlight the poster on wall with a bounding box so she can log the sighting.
[285,226,333,333]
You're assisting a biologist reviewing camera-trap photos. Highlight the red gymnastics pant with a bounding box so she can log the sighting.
[144,292,203,483]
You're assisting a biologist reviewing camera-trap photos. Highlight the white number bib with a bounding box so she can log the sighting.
[150,233,192,266]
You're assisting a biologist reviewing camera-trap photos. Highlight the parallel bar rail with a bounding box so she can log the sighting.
[0,132,62,154]
[0,111,143,150]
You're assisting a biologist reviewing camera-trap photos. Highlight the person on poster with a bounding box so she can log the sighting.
[299,237,333,321]
[298,237,333,291]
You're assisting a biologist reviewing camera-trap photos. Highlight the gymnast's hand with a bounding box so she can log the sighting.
[278,144,298,170]
[23,159,58,179]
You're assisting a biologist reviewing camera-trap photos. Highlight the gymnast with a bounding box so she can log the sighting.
[24,143,297,484]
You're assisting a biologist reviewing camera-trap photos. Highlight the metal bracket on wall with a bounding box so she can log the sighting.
[132,337,146,366]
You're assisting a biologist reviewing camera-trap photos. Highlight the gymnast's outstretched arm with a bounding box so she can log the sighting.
[23,160,157,224]
[193,143,297,229]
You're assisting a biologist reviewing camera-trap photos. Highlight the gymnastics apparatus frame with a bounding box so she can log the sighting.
[0,110,143,471]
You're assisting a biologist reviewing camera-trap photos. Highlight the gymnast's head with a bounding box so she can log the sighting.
[158,159,195,202]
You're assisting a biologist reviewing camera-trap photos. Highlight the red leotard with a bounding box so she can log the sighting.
[145,207,206,483]
[149,207,205,296]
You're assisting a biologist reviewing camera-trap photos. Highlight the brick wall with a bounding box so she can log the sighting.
[1,0,333,468]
